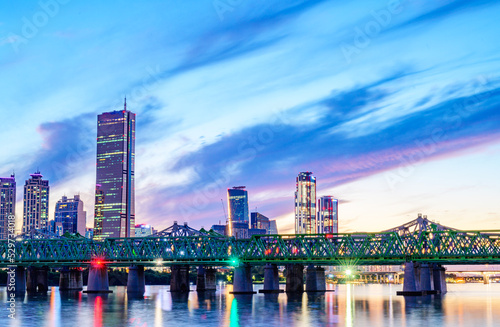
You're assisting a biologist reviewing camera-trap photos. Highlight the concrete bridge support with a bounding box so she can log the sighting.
[419,263,434,292]
[196,266,217,291]
[285,264,304,293]
[127,265,145,294]
[398,262,446,295]
[306,265,326,292]
[59,267,83,291]
[170,265,190,292]
[27,266,49,293]
[85,264,111,293]
[259,263,283,293]
[231,264,255,294]
[433,264,447,294]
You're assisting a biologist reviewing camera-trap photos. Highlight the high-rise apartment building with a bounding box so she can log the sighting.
[54,195,86,235]
[93,102,136,239]
[23,171,49,233]
[295,172,316,234]
[227,186,249,237]
[0,175,16,239]
[317,196,338,234]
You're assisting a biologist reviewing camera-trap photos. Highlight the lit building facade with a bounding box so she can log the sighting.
[54,195,86,235]
[94,103,136,239]
[227,186,249,236]
[250,212,270,233]
[269,220,278,234]
[295,172,316,234]
[0,175,16,239]
[135,224,155,237]
[317,196,338,234]
[23,171,49,233]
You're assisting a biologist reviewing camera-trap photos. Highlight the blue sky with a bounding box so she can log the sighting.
[1,0,500,233]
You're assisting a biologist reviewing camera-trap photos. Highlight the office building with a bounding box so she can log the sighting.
[227,186,249,236]
[317,196,338,234]
[0,175,16,239]
[250,212,271,233]
[85,228,94,239]
[295,172,316,234]
[269,220,278,234]
[54,195,86,235]
[23,171,49,233]
[93,102,136,239]
[210,224,226,236]
[135,224,155,237]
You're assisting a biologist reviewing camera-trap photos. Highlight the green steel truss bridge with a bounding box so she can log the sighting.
[2,216,500,268]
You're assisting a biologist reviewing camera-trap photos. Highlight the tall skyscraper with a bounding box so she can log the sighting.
[54,195,86,235]
[0,175,16,239]
[23,171,49,233]
[93,184,105,238]
[227,186,249,236]
[93,101,135,239]
[295,172,316,234]
[317,196,338,234]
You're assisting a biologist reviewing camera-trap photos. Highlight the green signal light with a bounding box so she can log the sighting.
[230,257,240,266]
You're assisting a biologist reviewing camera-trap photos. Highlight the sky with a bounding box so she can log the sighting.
[1,0,500,234]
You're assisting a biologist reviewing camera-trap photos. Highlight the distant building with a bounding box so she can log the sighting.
[23,171,49,233]
[85,228,94,239]
[227,186,249,236]
[0,175,16,239]
[135,224,155,237]
[229,221,249,239]
[94,104,136,239]
[248,228,267,237]
[317,196,338,234]
[269,220,278,234]
[295,172,316,234]
[250,212,270,232]
[210,224,226,236]
[54,195,86,235]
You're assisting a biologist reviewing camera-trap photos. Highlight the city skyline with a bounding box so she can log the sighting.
[1,1,500,234]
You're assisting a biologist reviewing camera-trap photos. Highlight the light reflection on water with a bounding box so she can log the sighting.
[2,283,500,326]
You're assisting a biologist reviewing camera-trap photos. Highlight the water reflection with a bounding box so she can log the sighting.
[3,284,500,326]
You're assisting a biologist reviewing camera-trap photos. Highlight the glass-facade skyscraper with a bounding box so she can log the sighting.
[295,172,316,234]
[227,186,249,236]
[54,195,86,235]
[23,171,49,233]
[93,102,135,239]
[0,175,16,239]
[317,196,338,234]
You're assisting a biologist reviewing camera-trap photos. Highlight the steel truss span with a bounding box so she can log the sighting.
[2,231,500,267]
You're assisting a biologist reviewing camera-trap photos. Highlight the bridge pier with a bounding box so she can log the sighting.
[419,263,434,292]
[27,266,49,293]
[59,267,83,291]
[231,264,255,294]
[285,264,304,293]
[85,264,112,293]
[259,263,283,293]
[197,266,217,292]
[170,265,190,292]
[398,262,446,296]
[127,265,145,294]
[433,264,447,294]
[306,265,326,292]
